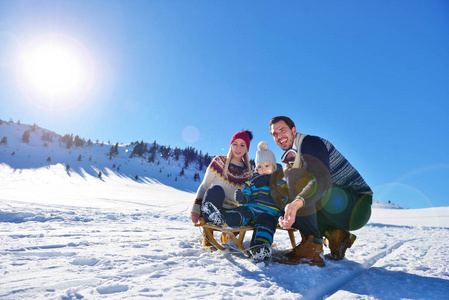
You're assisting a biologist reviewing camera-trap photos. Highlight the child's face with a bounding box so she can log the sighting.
[257,162,275,175]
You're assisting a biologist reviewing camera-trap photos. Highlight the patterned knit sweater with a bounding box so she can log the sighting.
[292,135,373,208]
[191,155,252,214]
[301,136,372,195]
[319,137,372,195]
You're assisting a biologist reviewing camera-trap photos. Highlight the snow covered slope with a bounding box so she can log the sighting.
[1,120,448,299]
[0,120,206,193]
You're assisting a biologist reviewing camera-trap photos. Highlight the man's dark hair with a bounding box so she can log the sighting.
[269,116,296,129]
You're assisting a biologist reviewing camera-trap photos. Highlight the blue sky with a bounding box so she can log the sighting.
[1,0,448,209]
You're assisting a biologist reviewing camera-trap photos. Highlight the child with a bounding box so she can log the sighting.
[201,141,282,263]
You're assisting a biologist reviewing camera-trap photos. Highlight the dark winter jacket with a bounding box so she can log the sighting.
[286,134,373,209]
[239,170,281,216]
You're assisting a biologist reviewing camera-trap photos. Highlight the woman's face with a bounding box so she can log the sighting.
[231,138,247,160]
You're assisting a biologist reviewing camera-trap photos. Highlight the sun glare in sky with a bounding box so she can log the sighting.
[16,33,94,111]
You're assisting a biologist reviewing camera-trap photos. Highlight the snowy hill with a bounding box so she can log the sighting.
[1,120,449,299]
[372,200,403,209]
[0,119,208,193]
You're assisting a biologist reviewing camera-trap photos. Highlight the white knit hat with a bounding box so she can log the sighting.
[255,141,277,169]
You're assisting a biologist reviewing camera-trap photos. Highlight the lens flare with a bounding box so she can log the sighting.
[323,186,349,214]
[182,125,200,144]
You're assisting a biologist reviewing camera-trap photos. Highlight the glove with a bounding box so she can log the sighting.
[234,189,247,204]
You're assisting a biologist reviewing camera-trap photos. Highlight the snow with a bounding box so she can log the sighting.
[1,121,449,299]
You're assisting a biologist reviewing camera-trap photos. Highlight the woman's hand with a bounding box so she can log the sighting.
[191,211,200,224]
[279,198,304,229]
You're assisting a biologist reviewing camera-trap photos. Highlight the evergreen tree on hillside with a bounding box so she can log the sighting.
[148,152,155,163]
[22,130,30,143]
[149,141,157,155]
[160,145,171,159]
[130,141,146,157]
[199,157,204,171]
[194,173,200,181]
[173,147,181,161]
[61,134,73,149]
[74,135,85,147]
[1,136,7,145]
[108,143,119,159]
[182,146,197,166]
[66,138,73,149]
[41,132,53,142]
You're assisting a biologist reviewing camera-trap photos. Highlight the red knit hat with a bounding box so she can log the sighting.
[230,130,252,151]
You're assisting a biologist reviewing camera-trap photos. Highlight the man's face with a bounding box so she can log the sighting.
[270,120,297,151]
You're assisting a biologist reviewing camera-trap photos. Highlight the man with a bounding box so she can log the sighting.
[269,116,372,267]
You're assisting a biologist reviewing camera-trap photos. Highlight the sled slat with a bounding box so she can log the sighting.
[196,219,297,253]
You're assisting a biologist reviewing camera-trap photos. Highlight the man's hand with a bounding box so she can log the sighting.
[191,211,200,224]
[279,198,304,229]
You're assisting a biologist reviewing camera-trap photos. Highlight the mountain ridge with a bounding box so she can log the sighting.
[0,119,402,208]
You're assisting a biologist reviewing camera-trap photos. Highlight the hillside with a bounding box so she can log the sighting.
[0,119,404,210]
[1,157,448,299]
[0,119,209,193]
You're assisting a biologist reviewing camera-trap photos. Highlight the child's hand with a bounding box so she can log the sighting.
[235,189,246,204]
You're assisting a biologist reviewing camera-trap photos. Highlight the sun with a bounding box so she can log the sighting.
[16,33,94,111]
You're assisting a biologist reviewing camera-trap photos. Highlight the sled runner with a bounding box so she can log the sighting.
[196,218,297,254]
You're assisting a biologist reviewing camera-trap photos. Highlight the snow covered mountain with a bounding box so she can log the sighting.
[2,119,448,299]
[0,119,209,193]
[0,119,401,209]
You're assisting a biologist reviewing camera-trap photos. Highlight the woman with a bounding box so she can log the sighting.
[190,130,253,246]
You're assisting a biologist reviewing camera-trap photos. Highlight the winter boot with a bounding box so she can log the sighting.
[324,229,357,261]
[201,202,225,227]
[275,235,325,267]
[249,244,272,263]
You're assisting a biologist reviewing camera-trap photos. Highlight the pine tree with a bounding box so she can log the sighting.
[108,143,119,159]
[22,130,30,143]
[148,152,155,163]
[74,135,85,147]
[194,173,200,181]
[1,136,7,145]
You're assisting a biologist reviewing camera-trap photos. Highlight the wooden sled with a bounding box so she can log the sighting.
[195,219,297,255]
